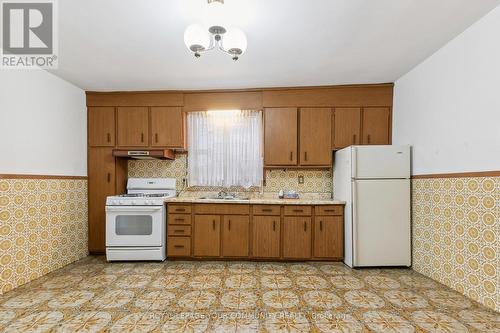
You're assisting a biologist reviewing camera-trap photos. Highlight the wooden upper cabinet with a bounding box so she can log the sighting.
[333,107,361,149]
[222,215,249,257]
[150,107,184,148]
[282,217,312,259]
[264,108,298,166]
[252,215,280,258]
[88,148,116,253]
[299,108,332,166]
[88,107,115,147]
[117,107,149,147]
[193,215,220,257]
[362,107,391,145]
[313,216,343,258]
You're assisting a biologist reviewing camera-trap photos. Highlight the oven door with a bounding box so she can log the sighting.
[106,205,164,247]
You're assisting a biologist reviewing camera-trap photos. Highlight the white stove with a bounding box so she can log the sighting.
[105,178,176,261]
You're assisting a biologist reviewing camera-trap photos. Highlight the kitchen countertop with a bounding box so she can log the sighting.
[165,197,345,205]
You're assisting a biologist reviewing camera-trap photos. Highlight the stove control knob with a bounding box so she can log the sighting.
[119,200,124,205]
[131,200,136,205]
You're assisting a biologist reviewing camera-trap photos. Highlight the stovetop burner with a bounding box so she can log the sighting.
[117,193,142,197]
[145,193,170,198]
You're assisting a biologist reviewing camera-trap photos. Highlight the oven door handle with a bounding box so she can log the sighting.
[106,206,162,212]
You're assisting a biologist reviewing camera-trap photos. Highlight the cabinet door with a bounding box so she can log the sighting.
[88,107,115,147]
[313,216,343,258]
[193,215,220,257]
[252,216,280,258]
[300,108,332,166]
[88,148,116,253]
[264,108,297,166]
[222,215,249,257]
[282,217,312,259]
[333,108,361,149]
[362,107,391,145]
[117,107,149,147]
[151,107,184,148]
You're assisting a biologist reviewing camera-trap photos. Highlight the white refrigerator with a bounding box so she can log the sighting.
[333,145,411,268]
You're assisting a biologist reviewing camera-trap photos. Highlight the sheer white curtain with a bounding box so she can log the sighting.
[187,110,263,188]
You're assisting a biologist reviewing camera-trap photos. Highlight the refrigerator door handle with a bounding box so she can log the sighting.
[351,147,357,179]
[351,180,357,266]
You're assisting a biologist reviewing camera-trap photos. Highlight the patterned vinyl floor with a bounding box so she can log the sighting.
[0,256,498,332]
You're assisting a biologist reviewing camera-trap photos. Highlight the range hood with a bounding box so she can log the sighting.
[112,149,175,160]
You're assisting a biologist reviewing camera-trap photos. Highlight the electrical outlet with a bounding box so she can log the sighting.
[298,175,304,184]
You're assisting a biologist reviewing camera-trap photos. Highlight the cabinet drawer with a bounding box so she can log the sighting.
[284,205,312,216]
[168,205,191,214]
[168,214,191,225]
[195,204,249,215]
[168,225,191,236]
[167,237,191,257]
[316,205,343,216]
[253,205,280,216]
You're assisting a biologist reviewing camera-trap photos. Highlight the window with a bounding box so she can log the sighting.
[187,110,263,188]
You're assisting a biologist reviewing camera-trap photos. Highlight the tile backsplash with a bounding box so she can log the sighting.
[128,154,333,196]
[0,178,88,294]
[412,176,499,312]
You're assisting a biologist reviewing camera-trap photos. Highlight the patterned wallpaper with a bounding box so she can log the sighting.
[0,178,88,295]
[128,154,333,195]
[412,176,499,312]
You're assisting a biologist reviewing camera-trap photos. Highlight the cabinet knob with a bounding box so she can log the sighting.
[141,133,144,142]
[289,151,293,161]
[155,133,158,143]
[174,245,184,249]
[304,221,307,232]
[367,134,371,144]
[320,220,323,231]
[107,133,111,143]
[107,173,111,183]
[212,220,215,230]
[228,220,231,231]
[353,134,357,144]
[304,151,308,161]
[273,220,276,231]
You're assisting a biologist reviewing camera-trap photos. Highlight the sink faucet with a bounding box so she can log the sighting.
[218,190,228,198]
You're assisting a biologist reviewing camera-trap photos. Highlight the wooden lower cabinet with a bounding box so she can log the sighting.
[193,215,220,257]
[88,148,116,253]
[222,215,249,257]
[313,216,343,258]
[167,203,344,261]
[282,217,312,259]
[167,237,191,257]
[252,216,281,258]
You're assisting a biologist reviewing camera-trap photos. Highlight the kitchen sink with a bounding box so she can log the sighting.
[198,195,250,201]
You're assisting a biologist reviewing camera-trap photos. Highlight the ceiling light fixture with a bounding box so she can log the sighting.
[184,0,247,61]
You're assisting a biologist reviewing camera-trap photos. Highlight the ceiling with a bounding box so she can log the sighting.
[51,0,500,91]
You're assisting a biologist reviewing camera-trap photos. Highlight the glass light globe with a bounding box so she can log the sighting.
[184,24,210,51]
[223,28,247,54]
[204,0,228,30]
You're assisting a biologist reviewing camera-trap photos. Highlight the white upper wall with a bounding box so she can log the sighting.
[0,70,87,176]
[393,5,500,175]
